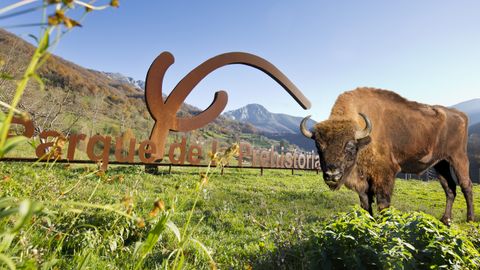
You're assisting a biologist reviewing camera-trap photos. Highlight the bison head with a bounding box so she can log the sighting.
[301,114,372,190]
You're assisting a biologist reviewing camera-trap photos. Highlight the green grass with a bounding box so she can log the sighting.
[1,162,479,269]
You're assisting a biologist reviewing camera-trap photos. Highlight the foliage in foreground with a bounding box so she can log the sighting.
[0,145,240,269]
[0,169,215,270]
[256,207,480,269]
[1,162,480,269]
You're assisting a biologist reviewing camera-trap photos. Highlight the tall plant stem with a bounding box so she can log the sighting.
[0,27,51,153]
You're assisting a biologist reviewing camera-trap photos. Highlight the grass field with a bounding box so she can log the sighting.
[1,161,480,269]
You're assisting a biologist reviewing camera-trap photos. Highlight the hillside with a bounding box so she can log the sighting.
[469,123,480,181]
[0,29,295,155]
[0,29,150,139]
[224,104,316,151]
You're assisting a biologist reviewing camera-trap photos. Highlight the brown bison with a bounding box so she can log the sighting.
[300,88,474,224]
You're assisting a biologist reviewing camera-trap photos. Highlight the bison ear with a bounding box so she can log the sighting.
[356,136,371,149]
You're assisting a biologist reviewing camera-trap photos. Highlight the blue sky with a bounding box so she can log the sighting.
[3,0,480,121]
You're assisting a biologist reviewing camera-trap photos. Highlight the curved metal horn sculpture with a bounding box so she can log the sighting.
[355,113,372,140]
[145,51,312,160]
[300,115,313,138]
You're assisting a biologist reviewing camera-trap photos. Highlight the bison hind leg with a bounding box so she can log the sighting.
[434,160,457,225]
[449,155,475,222]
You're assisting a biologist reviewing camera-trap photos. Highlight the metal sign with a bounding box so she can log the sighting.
[4,51,316,170]
[145,51,311,160]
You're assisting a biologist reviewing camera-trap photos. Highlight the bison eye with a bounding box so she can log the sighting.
[345,141,356,155]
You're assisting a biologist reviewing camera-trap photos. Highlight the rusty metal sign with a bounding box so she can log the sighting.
[3,51,316,170]
[145,51,311,160]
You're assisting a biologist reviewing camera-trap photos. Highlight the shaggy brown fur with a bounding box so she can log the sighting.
[310,87,474,224]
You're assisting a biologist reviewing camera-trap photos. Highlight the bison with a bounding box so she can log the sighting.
[300,88,474,224]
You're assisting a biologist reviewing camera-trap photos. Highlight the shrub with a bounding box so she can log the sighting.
[308,207,480,269]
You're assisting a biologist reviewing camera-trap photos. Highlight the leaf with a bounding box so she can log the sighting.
[75,251,92,270]
[26,138,39,150]
[403,242,416,251]
[165,248,179,267]
[32,73,45,92]
[166,220,181,242]
[37,31,50,54]
[134,213,170,270]
[0,208,18,219]
[11,200,42,233]
[0,197,15,209]
[0,253,15,270]
[0,234,15,254]
[28,34,39,44]
[41,259,60,270]
[174,251,185,270]
[190,237,216,269]
[1,136,27,157]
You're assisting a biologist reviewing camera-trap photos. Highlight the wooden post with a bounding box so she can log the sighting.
[316,169,319,175]
[260,167,264,176]
[221,167,224,175]
[168,165,172,174]
[291,168,294,175]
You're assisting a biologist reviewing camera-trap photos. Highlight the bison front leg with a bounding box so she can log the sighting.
[374,175,395,212]
[358,191,374,215]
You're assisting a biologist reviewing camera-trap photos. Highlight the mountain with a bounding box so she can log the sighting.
[224,104,315,134]
[102,72,145,90]
[224,104,316,151]
[450,99,480,181]
[452,99,480,126]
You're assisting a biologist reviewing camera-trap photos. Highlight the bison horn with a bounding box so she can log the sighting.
[355,113,372,140]
[300,115,313,138]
